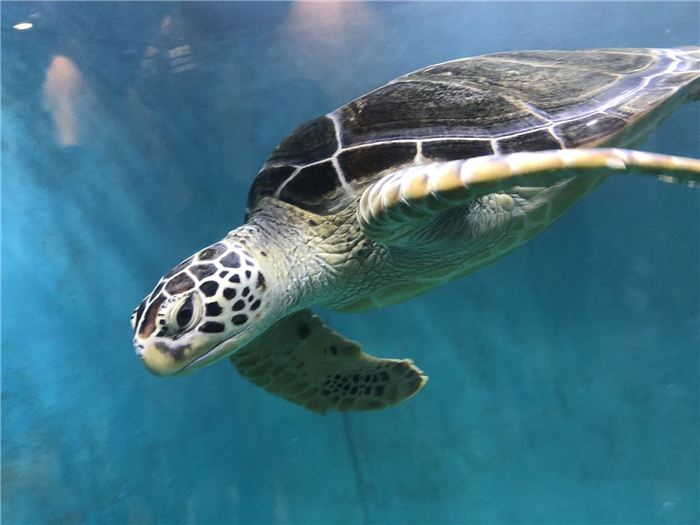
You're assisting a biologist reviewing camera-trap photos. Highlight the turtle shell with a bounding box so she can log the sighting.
[246,47,699,217]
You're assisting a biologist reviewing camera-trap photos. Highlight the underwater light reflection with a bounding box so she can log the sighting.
[280,1,387,102]
[42,56,88,147]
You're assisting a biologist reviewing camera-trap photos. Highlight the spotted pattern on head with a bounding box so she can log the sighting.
[131,242,269,353]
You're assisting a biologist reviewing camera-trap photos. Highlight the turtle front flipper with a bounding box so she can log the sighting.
[229,309,427,415]
[358,149,700,246]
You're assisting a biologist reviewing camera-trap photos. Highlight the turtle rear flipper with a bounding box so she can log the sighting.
[230,309,427,415]
[359,149,700,246]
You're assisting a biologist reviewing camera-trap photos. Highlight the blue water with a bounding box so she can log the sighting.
[2,2,699,523]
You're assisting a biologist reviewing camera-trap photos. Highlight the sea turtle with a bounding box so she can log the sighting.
[132,47,700,415]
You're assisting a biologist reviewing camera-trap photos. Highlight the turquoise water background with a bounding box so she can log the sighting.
[2,2,699,523]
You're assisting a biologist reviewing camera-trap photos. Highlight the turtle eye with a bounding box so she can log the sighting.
[163,294,201,335]
[175,296,195,329]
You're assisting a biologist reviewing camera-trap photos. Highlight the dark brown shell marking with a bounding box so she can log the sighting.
[246,47,699,218]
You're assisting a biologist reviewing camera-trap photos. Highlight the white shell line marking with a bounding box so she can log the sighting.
[327,111,354,193]
[544,52,683,140]
[328,110,344,150]
[548,128,566,149]
[415,141,426,164]
[273,167,301,199]
[332,156,354,193]
[279,50,692,204]
[519,101,555,124]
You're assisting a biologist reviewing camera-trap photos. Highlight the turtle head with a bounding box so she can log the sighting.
[131,238,275,376]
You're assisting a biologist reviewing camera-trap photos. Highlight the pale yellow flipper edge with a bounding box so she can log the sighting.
[358,148,700,245]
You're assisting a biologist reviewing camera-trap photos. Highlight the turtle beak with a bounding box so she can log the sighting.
[135,331,242,377]
[132,304,264,377]
[135,340,193,377]
[139,343,186,377]
[135,333,213,377]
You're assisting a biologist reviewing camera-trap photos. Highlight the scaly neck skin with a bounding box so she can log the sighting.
[235,199,333,317]
[241,197,460,315]
[241,197,459,314]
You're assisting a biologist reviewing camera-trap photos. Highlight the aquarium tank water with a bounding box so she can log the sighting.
[2,2,699,523]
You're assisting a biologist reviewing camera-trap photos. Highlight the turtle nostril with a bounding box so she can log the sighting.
[135,344,146,357]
